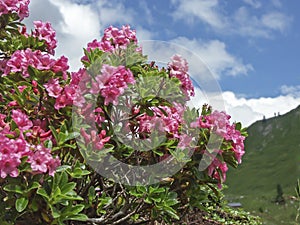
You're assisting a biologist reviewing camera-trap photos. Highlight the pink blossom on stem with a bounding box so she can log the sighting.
[0,132,30,178]
[82,25,138,62]
[33,21,57,55]
[0,0,30,20]
[4,49,69,78]
[168,54,195,100]
[102,25,137,49]
[51,56,69,79]
[11,109,33,131]
[80,128,110,151]
[43,78,63,98]
[207,157,228,188]
[28,144,60,176]
[0,155,20,178]
[92,64,135,105]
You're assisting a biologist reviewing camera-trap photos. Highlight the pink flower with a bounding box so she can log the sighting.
[5,49,51,77]
[94,107,105,124]
[102,25,137,49]
[0,0,30,20]
[192,110,230,137]
[54,94,68,110]
[54,84,77,110]
[70,68,87,86]
[168,54,195,99]
[6,50,26,74]
[207,157,228,188]
[0,113,8,128]
[0,132,30,178]
[192,110,246,165]
[80,128,110,150]
[28,144,60,176]
[0,155,20,178]
[17,0,30,20]
[51,56,69,79]
[92,64,135,105]
[82,25,138,62]
[4,49,68,77]
[169,54,188,72]
[43,78,63,98]
[11,109,33,131]
[33,21,57,55]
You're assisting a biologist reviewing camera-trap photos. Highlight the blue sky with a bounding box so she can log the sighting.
[24,0,300,126]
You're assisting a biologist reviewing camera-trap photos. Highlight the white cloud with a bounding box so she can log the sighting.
[171,0,226,29]
[171,0,292,38]
[24,0,152,71]
[189,89,300,127]
[243,0,262,8]
[25,0,100,70]
[280,85,300,97]
[171,37,253,79]
[261,12,291,32]
[95,0,134,27]
[234,7,291,37]
[271,0,282,8]
[138,0,153,25]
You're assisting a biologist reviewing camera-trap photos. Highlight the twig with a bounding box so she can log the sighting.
[111,202,145,225]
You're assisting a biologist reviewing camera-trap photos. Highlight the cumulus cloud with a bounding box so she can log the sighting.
[171,0,226,29]
[261,12,291,32]
[243,0,262,9]
[24,0,100,70]
[280,85,300,97]
[95,0,134,27]
[271,0,282,8]
[189,90,300,127]
[171,37,253,79]
[24,0,149,71]
[171,0,292,38]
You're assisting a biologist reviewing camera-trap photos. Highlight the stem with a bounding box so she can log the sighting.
[111,202,145,225]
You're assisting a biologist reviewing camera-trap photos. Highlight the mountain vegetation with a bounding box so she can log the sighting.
[225,105,300,224]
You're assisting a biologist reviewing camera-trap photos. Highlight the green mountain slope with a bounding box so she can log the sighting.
[225,105,300,224]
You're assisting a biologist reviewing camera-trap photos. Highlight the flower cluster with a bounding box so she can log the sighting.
[82,25,138,61]
[0,0,30,20]
[102,25,138,48]
[32,21,57,55]
[0,111,60,178]
[2,48,69,78]
[80,128,110,151]
[168,54,195,100]
[92,64,135,105]
[135,104,185,139]
[192,110,246,185]
[207,158,228,188]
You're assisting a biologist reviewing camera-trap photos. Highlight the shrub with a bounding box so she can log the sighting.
[0,1,259,224]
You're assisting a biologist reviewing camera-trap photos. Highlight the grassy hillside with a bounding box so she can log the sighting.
[225,105,300,224]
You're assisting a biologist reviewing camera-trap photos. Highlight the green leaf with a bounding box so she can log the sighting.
[62,204,85,216]
[88,186,96,204]
[56,165,72,172]
[15,197,29,212]
[37,188,50,200]
[61,182,76,195]
[3,184,23,194]
[235,122,242,131]
[49,125,59,144]
[164,206,180,220]
[27,181,40,192]
[50,205,61,219]
[65,214,88,221]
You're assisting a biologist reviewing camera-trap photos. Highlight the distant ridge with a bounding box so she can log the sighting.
[225,105,300,224]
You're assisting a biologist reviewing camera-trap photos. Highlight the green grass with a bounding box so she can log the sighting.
[225,105,300,225]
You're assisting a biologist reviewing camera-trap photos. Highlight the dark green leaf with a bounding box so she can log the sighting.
[15,197,29,212]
